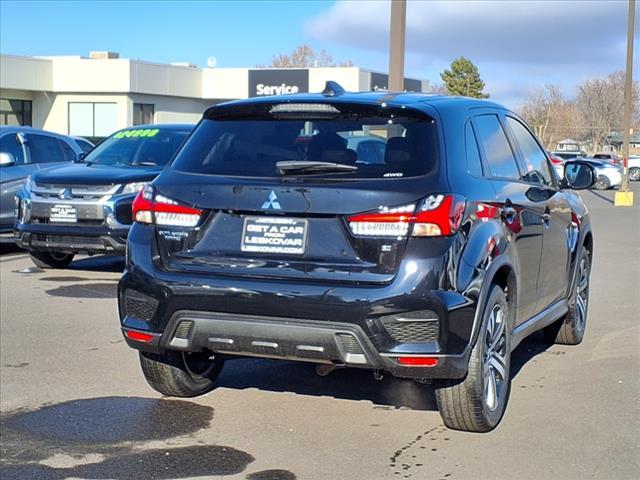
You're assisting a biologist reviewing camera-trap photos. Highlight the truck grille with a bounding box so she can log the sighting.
[34,235,103,246]
[32,183,120,201]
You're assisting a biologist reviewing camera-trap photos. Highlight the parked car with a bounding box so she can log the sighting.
[118,87,595,432]
[14,124,193,268]
[0,127,87,240]
[71,136,95,153]
[553,158,621,190]
[551,151,585,161]
[628,155,640,181]
[590,152,621,165]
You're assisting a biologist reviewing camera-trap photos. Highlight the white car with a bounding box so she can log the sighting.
[628,155,640,181]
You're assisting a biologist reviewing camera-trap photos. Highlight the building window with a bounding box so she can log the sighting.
[68,102,117,138]
[0,99,32,126]
[133,103,154,125]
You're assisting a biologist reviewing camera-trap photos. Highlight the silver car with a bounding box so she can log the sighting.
[0,126,90,239]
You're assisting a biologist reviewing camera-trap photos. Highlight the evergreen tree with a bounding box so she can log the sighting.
[440,57,489,98]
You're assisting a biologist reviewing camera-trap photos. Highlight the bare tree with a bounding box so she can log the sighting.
[575,71,639,151]
[258,45,354,68]
[519,85,577,150]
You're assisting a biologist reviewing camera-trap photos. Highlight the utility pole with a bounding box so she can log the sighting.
[617,0,636,206]
[388,0,406,92]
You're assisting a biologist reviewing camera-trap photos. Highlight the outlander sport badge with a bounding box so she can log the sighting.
[261,191,281,210]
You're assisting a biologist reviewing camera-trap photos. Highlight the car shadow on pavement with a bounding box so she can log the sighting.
[509,331,557,380]
[68,255,125,273]
[0,396,297,480]
[217,358,438,411]
[0,242,24,256]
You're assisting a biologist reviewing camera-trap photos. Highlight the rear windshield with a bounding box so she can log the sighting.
[84,128,190,167]
[171,111,439,179]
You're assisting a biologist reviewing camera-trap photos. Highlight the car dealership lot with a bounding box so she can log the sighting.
[1,185,638,480]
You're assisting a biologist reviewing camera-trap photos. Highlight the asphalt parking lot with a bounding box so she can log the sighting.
[1,184,638,480]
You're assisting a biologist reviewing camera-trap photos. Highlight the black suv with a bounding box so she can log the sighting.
[15,124,192,268]
[118,87,595,432]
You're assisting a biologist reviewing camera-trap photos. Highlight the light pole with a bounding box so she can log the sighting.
[388,0,406,92]
[616,0,636,206]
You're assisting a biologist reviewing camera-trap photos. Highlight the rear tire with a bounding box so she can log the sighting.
[29,250,74,269]
[139,350,224,397]
[435,285,511,432]
[594,175,610,190]
[629,167,640,182]
[544,249,590,345]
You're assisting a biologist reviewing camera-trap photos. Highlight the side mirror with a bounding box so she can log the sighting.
[0,152,16,167]
[74,152,87,163]
[562,161,596,190]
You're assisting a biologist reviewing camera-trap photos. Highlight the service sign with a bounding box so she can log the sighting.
[241,216,308,255]
[370,72,422,93]
[248,69,309,97]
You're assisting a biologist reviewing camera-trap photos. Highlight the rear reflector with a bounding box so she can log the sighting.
[124,330,154,343]
[347,195,465,238]
[396,356,439,367]
[132,186,202,227]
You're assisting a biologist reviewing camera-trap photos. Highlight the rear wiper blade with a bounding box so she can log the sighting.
[276,161,357,175]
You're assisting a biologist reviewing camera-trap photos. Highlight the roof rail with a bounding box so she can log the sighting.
[321,81,346,97]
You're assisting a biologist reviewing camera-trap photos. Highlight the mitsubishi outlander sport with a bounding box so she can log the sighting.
[15,124,192,268]
[118,85,595,432]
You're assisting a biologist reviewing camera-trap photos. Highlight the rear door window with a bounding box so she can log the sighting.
[474,114,520,180]
[26,134,76,163]
[171,106,439,179]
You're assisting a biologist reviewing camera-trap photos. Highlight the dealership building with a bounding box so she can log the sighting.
[0,52,429,141]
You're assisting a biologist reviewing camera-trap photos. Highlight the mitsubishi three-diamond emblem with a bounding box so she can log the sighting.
[261,191,281,210]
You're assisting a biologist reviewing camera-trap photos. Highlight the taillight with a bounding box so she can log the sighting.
[132,185,203,227]
[347,194,465,238]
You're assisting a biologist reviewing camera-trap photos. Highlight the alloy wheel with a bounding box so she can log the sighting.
[483,305,508,412]
[575,257,589,333]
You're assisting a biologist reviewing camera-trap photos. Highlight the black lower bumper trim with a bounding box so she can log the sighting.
[121,310,470,379]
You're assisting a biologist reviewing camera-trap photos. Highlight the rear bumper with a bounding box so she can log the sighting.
[118,226,478,380]
[15,223,129,254]
[122,310,470,379]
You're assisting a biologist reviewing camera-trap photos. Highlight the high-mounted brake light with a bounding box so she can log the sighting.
[347,195,465,238]
[132,185,202,227]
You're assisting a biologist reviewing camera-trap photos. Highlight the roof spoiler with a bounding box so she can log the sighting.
[321,81,346,97]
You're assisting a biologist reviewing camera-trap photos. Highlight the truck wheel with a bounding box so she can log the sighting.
[29,250,74,269]
[629,167,640,182]
[139,350,225,397]
[544,249,590,345]
[435,285,511,432]
[594,175,610,190]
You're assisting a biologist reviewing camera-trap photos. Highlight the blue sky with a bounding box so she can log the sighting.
[1,0,637,108]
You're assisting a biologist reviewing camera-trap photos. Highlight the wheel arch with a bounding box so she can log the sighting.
[467,258,518,349]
